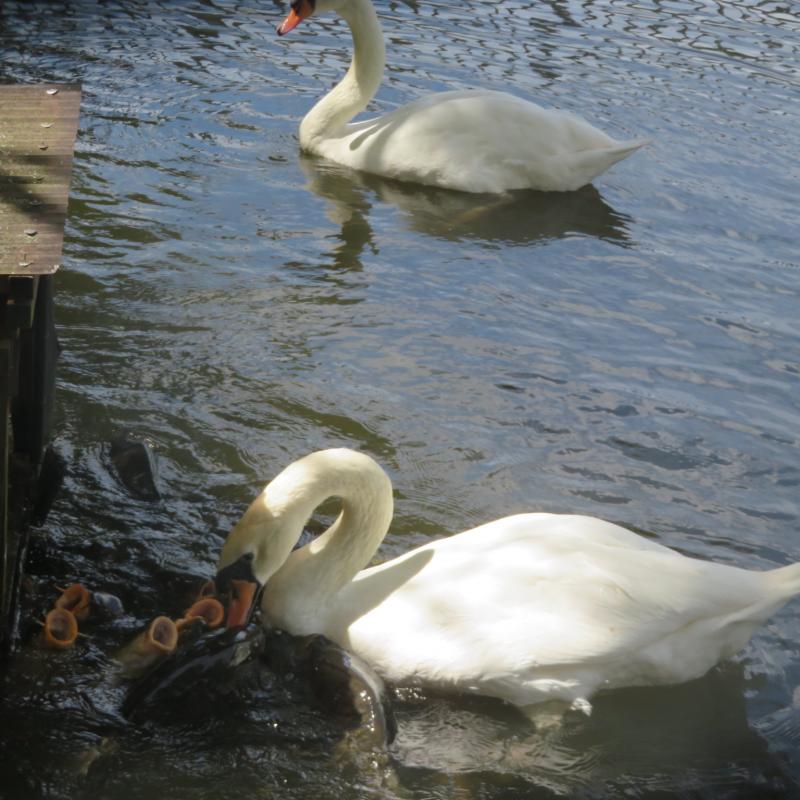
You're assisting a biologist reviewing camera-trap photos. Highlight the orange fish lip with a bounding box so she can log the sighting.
[225,579,259,628]
[176,597,226,631]
[42,608,79,649]
[277,0,314,36]
[145,616,179,654]
[194,578,216,602]
[54,583,91,621]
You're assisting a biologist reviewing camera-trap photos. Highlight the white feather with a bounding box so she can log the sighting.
[218,449,800,709]
[284,0,647,193]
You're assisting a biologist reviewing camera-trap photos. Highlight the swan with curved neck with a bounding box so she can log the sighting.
[277,0,647,193]
[217,449,800,710]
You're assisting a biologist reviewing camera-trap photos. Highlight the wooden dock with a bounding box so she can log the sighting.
[0,84,81,655]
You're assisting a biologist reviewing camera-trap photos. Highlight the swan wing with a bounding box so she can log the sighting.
[340,515,781,697]
[314,91,646,193]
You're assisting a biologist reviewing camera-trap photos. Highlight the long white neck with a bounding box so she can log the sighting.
[299,0,386,148]
[259,449,394,633]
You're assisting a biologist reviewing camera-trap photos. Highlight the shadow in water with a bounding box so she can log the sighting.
[392,662,800,797]
[300,154,633,249]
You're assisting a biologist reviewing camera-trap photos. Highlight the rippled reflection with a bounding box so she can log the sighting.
[394,664,799,796]
[300,155,633,249]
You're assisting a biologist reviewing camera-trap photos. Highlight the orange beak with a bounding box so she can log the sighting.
[225,579,258,628]
[277,0,314,36]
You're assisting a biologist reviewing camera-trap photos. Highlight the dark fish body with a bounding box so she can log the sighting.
[91,591,124,618]
[264,630,397,746]
[109,433,160,501]
[122,624,266,719]
[122,624,395,748]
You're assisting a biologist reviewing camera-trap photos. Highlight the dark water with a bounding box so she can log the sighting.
[1,0,799,797]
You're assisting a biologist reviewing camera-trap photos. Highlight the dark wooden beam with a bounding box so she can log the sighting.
[0,84,81,654]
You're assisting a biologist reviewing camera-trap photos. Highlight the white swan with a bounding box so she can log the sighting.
[277,0,647,194]
[216,448,800,711]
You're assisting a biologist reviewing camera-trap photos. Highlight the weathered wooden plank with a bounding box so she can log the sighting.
[0,84,81,276]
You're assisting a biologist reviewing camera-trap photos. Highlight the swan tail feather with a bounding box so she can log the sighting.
[546,138,649,191]
[609,137,651,155]
[768,562,800,598]
[590,137,651,167]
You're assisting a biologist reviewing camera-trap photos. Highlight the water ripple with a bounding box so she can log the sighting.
[1,0,799,796]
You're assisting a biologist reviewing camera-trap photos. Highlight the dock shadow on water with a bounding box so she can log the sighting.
[300,155,632,251]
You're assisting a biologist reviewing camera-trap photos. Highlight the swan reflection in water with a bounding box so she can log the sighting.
[74,648,798,797]
[299,153,633,257]
[392,663,799,796]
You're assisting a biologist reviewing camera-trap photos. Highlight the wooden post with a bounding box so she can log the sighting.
[0,84,81,654]
[0,338,11,625]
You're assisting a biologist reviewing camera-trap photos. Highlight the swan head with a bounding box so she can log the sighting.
[215,448,394,629]
[215,495,295,628]
[277,0,315,36]
[277,0,352,36]
[215,550,261,629]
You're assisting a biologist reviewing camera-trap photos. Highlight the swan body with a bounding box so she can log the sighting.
[216,449,800,711]
[277,0,647,194]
